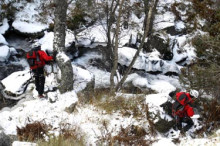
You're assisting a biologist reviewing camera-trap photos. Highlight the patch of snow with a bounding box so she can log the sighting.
[0,34,8,45]
[57,52,70,63]
[38,31,75,52]
[9,47,18,55]
[152,138,176,146]
[77,25,107,45]
[154,11,175,30]
[175,21,185,31]
[12,20,48,33]
[12,141,37,146]
[0,45,10,62]
[146,93,171,107]
[0,18,10,34]
[148,80,176,94]
[0,91,78,135]
[180,138,220,146]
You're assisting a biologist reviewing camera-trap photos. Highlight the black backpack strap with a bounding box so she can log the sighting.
[36,50,40,62]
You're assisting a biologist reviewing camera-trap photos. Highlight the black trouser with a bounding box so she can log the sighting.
[176,116,194,132]
[32,67,45,95]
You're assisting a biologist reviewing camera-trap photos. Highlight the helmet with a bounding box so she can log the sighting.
[31,42,41,49]
[190,89,199,98]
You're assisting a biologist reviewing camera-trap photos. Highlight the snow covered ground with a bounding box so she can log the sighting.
[0,0,219,145]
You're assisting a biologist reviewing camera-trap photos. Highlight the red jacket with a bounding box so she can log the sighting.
[30,50,53,70]
[176,92,194,117]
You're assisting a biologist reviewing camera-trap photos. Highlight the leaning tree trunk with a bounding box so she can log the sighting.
[110,0,125,93]
[115,0,156,91]
[53,0,73,93]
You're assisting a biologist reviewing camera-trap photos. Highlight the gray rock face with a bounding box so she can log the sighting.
[0,131,11,146]
[164,26,187,36]
[143,34,173,61]
[0,64,23,80]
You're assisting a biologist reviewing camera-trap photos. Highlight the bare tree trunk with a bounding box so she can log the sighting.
[105,1,119,69]
[53,0,73,93]
[115,0,156,91]
[110,0,125,93]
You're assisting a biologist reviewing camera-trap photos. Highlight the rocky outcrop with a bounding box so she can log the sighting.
[0,131,11,146]
[118,47,180,76]
[0,64,23,80]
[143,34,173,61]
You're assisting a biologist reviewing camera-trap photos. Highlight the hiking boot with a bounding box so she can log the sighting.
[38,94,45,98]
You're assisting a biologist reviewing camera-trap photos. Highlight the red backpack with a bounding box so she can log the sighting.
[172,93,191,117]
[26,50,41,68]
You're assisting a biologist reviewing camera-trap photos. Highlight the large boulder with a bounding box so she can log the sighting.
[1,70,31,99]
[163,25,187,36]
[0,45,10,62]
[12,21,47,38]
[143,34,173,61]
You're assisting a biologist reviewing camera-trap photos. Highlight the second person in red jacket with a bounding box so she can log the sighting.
[174,90,199,132]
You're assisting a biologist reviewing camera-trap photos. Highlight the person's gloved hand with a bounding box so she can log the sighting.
[53,50,58,61]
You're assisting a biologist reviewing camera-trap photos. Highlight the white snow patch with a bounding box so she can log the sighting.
[146,93,170,107]
[0,45,10,62]
[77,25,107,45]
[0,18,10,34]
[148,80,176,94]
[12,141,37,146]
[38,31,75,52]
[175,21,185,31]
[12,20,48,33]
[153,138,175,146]
[0,34,8,45]
[72,64,94,92]
[0,91,78,135]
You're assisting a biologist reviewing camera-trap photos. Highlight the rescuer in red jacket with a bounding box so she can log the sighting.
[173,90,199,132]
[27,44,54,98]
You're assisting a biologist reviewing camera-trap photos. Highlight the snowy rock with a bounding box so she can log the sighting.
[12,21,46,37]
[0,18,10,35]
[162,61,180,75]
[0,45,10,62]
[143,34,172,60]
[0,131,11,146]
[12,141,37,146]
[0,34,8,45]
[1,70,31,97]
[73,65,94,92]
[163,25,187,36]
[118,47,180,75]
[154,11,175,31]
